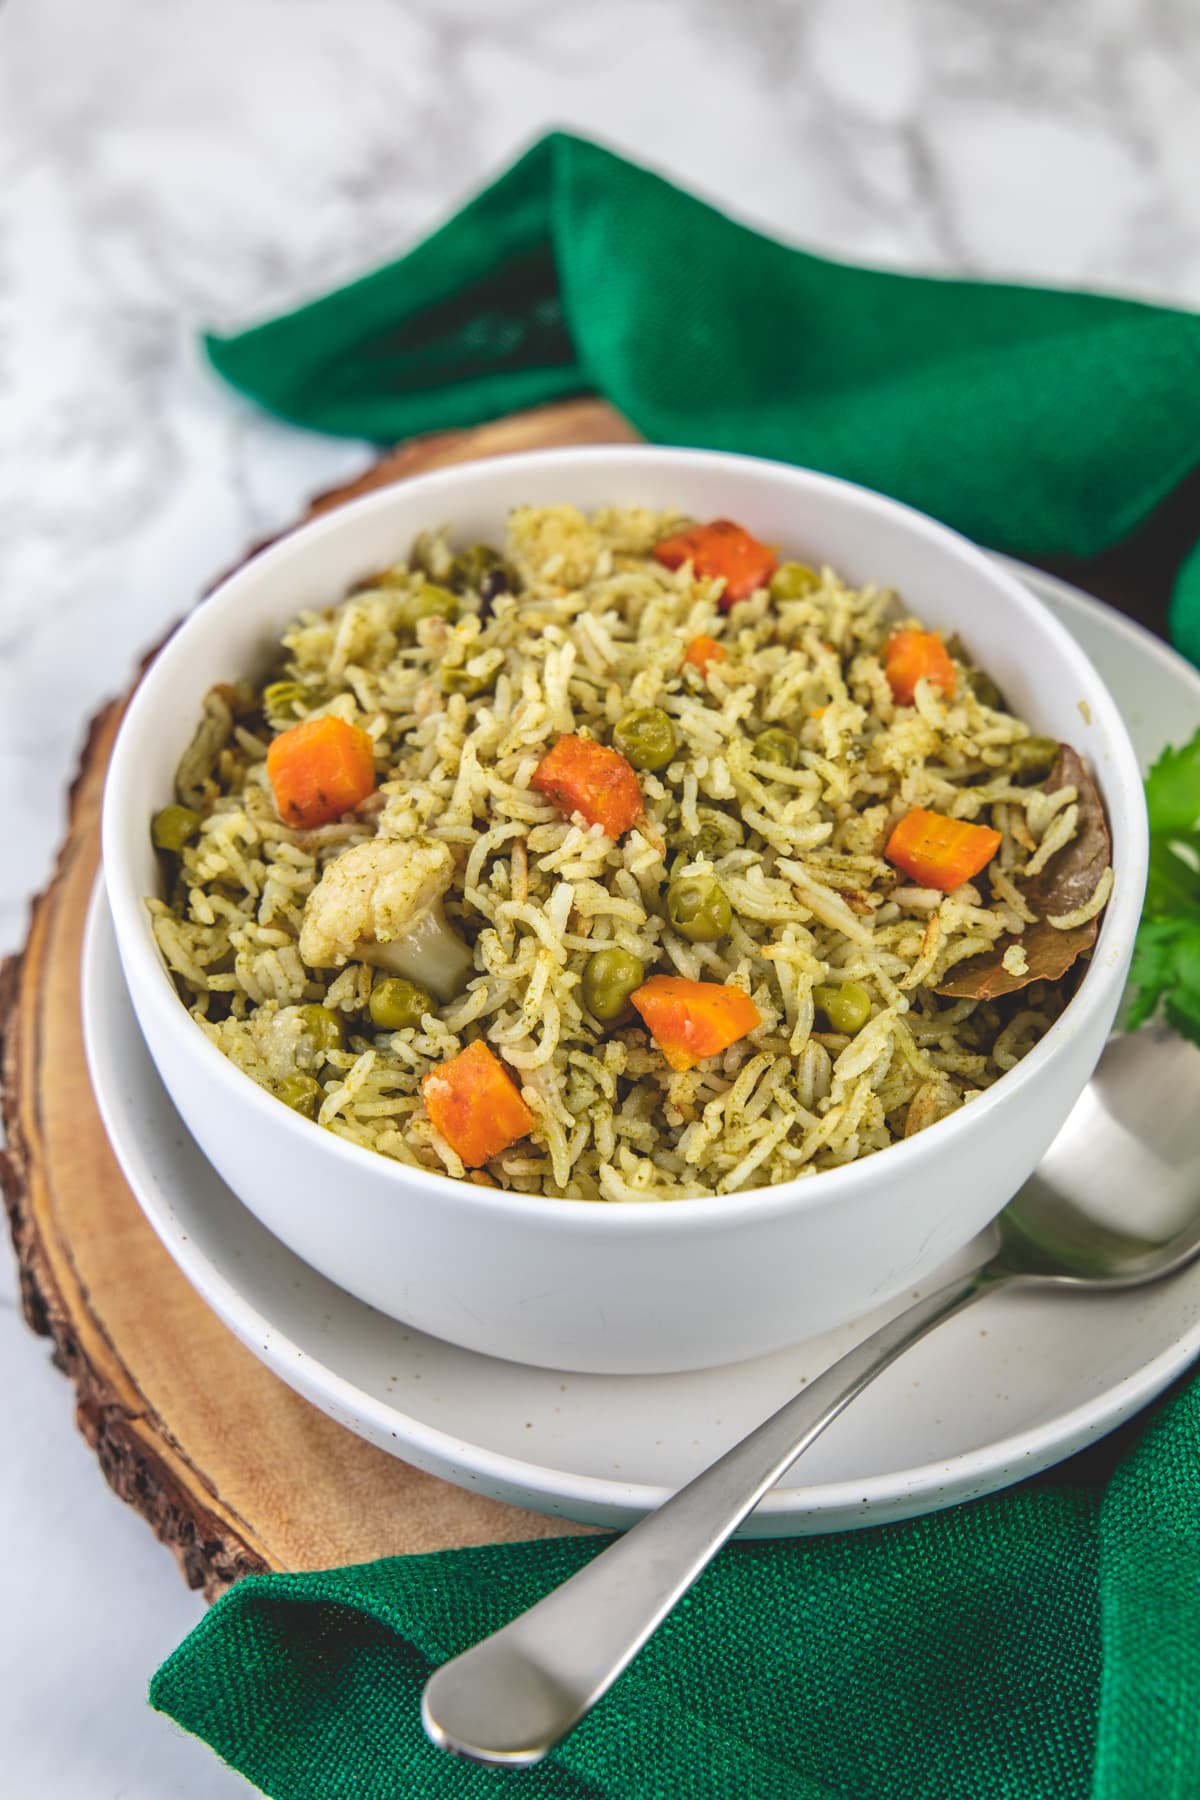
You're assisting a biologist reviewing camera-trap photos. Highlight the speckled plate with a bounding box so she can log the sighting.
[83,567,1200,1535]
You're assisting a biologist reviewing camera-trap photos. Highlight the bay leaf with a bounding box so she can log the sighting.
[934,745,1112,1001]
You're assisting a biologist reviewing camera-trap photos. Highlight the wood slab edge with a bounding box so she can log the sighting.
[0,396,636,1599]
[0,702,272,1597]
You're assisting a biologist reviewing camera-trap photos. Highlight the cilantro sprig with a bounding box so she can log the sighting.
[1127,728,1200,1044]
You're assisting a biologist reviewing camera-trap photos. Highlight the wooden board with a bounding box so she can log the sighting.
[0,397,636,1600]
[0,389,1180,1601]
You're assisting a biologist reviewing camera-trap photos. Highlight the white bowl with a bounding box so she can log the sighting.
[102,447,1148,1375]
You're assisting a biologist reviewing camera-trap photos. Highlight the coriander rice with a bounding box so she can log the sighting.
[148,504,1108,1202]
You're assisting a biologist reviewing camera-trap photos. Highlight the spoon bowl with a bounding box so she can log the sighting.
[995,1026,1200,1286]
[423,1022,1200,1767]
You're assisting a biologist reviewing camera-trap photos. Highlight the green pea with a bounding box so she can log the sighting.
[1010,735,1059,784]
[813,981,873,1035]
[396,582,459,631]
[965,666,1006,712]
[613,707,677,772]
[441,663,498,699]
[752,727,799,769]
[666,876,732,944]
[298,1004,344,1055]
[448,543,514,598]
[769,562,820,601]
[581,948,645,1024]
[151,804,202,853]
[275,1073,322,1119]
[262,679,307,722]
[369,978,433,1031]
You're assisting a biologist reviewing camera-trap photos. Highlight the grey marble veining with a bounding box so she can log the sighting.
[3,2,1200,961]
[1,4,1199,1794]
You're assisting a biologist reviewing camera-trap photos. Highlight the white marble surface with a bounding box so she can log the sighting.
[2,1,1198,1794]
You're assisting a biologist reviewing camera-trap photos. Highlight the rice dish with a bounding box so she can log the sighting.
[147,504,1112,1201]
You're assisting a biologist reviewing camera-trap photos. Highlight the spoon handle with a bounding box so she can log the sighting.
[422,1256,998,1767]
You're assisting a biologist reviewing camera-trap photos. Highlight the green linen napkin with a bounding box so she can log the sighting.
[153,1375,1200,1799]
[204,130,1200,660]
[157,133,1200,1797]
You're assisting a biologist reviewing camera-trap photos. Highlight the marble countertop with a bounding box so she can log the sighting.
[2,1,1198,1793]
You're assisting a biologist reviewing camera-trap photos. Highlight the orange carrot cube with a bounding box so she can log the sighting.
[531,735,644,838]
[653,520,777,609]
[683,635,728,674]
[884,630,957,707]
[421,1040,535,1167]
[266,715,376,829]
[885,809,1001,891]
[630,975,761,1072]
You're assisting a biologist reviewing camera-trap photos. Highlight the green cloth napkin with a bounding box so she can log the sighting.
[204,130,1200,661]
[157,133,1200,1796]
[153,1376,1200,1799]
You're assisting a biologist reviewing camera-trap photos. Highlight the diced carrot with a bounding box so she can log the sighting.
[885,809,1001,891]
[630,975,761,1073]
[531,735,644,838]
[653,520,777,609]
[266,715,376,828]
[683,634,728,674]
[884,630,957,706]
[421,1039,535,1167]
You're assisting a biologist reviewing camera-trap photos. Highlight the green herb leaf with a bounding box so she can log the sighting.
[1127,914,1200,1045]
[1144,734,1200,836]
[1146,830,1200,918]
[1128,724,1200,1041]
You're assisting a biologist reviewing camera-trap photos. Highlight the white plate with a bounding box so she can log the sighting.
[83,566,1200,1535]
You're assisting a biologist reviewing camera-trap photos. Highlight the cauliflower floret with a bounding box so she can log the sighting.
[299,839,473,1001]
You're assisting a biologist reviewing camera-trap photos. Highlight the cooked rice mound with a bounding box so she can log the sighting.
[149,504,1098,1201]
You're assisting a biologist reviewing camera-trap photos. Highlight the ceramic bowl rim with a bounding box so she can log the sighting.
[101,444,1150,1235]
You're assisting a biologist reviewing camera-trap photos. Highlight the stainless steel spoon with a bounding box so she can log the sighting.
[422,1025,1200,1768]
